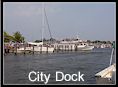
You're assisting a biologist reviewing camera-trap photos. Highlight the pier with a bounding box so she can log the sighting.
[4,43,55,55]
[4,42,80,55]
[4,39,112,55]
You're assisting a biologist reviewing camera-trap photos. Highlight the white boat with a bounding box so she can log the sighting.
[95,63,116,79]
[33,46,54,52]
[77,43,94,51]
[17,42,54,53]
[53,39,94,51]
[17,47,32,53]
[100,44,105,48]
[53,42,76,51]
[28,42,54,52]
[95,47,116,84]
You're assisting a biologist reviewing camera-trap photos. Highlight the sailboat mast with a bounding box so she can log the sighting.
[42,2,44,44]
[44,6,52,40]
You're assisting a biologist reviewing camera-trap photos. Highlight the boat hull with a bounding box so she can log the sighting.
[17,46,54,53]
[77,46,94,51]
[33,46,54,52]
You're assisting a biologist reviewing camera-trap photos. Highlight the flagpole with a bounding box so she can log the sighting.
[109,48,114,66]
[42,2,44,44]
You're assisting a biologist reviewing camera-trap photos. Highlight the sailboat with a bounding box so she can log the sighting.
[17,2,54,53]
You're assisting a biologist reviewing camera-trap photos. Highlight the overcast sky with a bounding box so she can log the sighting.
[3,2,116,42]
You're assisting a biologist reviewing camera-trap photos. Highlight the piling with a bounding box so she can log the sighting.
[4,48,9,54]
[57,45,59,52]
[40,45,42,54]
[33,45,34,54]
[65,45,66,51]
[71,45,72,51]
[68,45,69,51]
[15,44,17,55]
[75,44,77,51]
[47,45,48,53]
[24,43,26,55]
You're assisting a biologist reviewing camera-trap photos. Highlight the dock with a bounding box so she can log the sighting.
[4,40,95,55]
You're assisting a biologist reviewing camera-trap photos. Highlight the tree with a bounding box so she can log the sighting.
[50,38,56,41]
[101,41,106,44]
[93,40,100,43]
[106,41,111,44]
[4,31,14,43]
[13,31,25,43]
[87,40,91,43]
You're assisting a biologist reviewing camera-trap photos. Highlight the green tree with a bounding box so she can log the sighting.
[13,31,25,43]
[4,31,14,43]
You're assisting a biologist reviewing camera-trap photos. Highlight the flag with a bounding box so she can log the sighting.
[112,42,115,49]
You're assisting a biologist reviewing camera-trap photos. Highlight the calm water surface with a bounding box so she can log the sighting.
[4,48,115,84]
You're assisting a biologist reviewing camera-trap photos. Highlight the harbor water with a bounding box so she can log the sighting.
[4,48,115,84]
